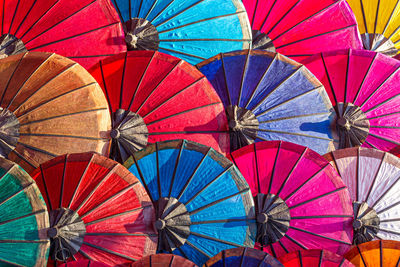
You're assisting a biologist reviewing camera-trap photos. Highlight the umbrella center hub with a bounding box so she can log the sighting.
[255,193,290,246]
[48,207,86,262]
[251,30,276,52]
[110,128,120,139]
[226,105,260,151]
[361,33,398,57]
[155,197,191,252]
[0,34,27,59]
[353,201,380,245]
[124,18,160,51]
[0,107,20,157]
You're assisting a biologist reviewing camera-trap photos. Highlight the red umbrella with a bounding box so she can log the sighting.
[132,254,197,267]
[89,51,229,163]
[31,152,157,266]
[278,250,354,266]
[0,0,126,69]
[59,260,110,267]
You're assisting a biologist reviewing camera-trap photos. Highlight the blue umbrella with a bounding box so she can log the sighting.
[124,140,256,266]
[197,50,336,154]
[111,0,252,64]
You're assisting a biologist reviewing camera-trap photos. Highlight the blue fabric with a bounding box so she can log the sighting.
[112,0,251,64]
[198,52,335,155]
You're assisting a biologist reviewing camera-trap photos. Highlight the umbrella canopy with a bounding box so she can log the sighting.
[324,147,400,244]
[124,140,256,266]
[242,0,363,62]
[346,0,400,56]
[278,250,354,267]
[345,240,400,266]
[204,247,283,267]
[132,254,197,267]
[30,152,157,265]
[229,141,353,258]
[303,49,400,152]
[59,260,110,267]
[0,52,111,173]
[0,0,126,69]
[0,157,49,266]
[89,51,229,163]
[110,0,251,64]
[197,50,335,154]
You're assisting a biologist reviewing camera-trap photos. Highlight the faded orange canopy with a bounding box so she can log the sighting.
[345,240,400,266]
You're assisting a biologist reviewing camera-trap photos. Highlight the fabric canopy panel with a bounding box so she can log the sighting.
[204,247,283,267]
[132,254,197,267]
[59,260,110,267]
[324,148,400,245]
[0,52,111,173]
[0,0,126,69]
[197,50,335,154]
[124,140,256,266]
[278,250,354,267]
[229,141,353,258]
[31,153,157,265]
[110,0,251,64]
[0,157,49,266]
[347,0,400,56]
[303,49,400,153]
[89,51,229,163]
[345,240,400,267]
[242,0,363,62]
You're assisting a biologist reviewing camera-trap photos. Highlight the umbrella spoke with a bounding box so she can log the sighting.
[268,141,281,194]
[0,181,33,207]
[291,215,353,220]
[0,258,24,267]
[82,242,138,261]
[278,240,289,253]
[1,52,26,106]
[220,53,232,106]
[0,209,46,227]
[132,154,155,203]
[85,232,157,237]
[353,53,378,104]
[254,144,261,193]
[152,0,204,28]
[68,154,94,209]
[289,226,351,245]
[288,186,347,210]
[266,0,300,36]
[185,239,212,258]
[257,130,333,141]
[99,60,112,111]
[284,234,308,250]
[320,53,338,106]
[158,47,206,60]
[190,218,250,225]
[237,50,251,107]
[190,231,241,248]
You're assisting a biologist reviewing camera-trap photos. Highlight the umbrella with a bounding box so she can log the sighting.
[124,140,256,266]
[324,147,400,244]
[228,141,353,258]
[346,0,400,56]
[278,250,354,267]
[132,254,197,267]
[241,0,363,62]
[89,51,229,163]
[0,52,111,173]
[345,240,400,266]
[204,247,283,267]
[197,50,335,154]
[30,152,157,265]
[110,0,252,64]
[0,157,49,266]
[59,260,110,267]
[302,49,400,152]
[0,0,126,69]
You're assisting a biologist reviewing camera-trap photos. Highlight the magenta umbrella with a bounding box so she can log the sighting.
[228,141,353,258]
[303,49,400,152]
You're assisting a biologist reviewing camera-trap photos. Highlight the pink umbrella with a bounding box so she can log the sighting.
[229,141,353,258]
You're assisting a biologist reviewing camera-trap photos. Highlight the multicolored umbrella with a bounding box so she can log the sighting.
[132,254,197,267]
[229,141,353,258]
[0,52,111,173]
[31,152,157,265]
[204,247,283,267]
[59,260,110,267]
[0,0,125,69]
[278,250,354,267]
[303,49,400,152]
[0,157,49,266]
[110,0,252,64]
[346,0,400,56]
[89,51,229,163]
[197,50,335,154]
[345,240,400,266]
[324,147,400,244]
[124,140,256,266]
[242,0,363,62]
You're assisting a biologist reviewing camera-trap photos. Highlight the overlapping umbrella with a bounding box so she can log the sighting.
[89,51,229,163]
[241,0,363,62]
[204,247,283,267]
[0,157,49,266]
[197,50,335,154]
[124,140,256,266]
[278,250,354,267]
[0,52,111,173]
[31,152,157,265]
[132,254,197,267]
[324,147,400,244]
[229,141,353,257]
[346,0,400,56]
[0,0,125,69]
[345,240,400,266]
[303,49,400,152]
[110,0,252,64]
[59,260,110,267]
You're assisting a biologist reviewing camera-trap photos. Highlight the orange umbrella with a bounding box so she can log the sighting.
[345,240,400,266]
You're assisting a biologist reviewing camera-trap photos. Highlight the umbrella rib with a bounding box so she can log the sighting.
[1,0,4,35]
[168,140,185,197]
[8,0,21,34]
[353,53,377,104]
[1,52,27,106]
[364,92,400,113]
[119,52,128,109]
[148,0,175,24]
[289,226,352,245]
[0,164,17,183]
[190,217,248,224]
[344,49,351,103]
[256,130,333,141]
[110,0,123,22]
[278,240,289,253]
[220,53,232,106]
[132,154,155,203]
[85,204,152,226]
[258,0,276,32]
[68,154,94,209]
[152,0,204,28]
[356,148,360,201]
[185,239,212,258]
[160,38,252,42]
[269,244,277,258]
[82,241,138,261]
[78,249,94,261]
[85,232,157,237]
[359,0,369,34]
[373,0,380,37]
[319,250,323,267]
[370,125,400,129]
[156,142,161,199]
[338,258,346,267]
[39,165,52,211]
[382,0,400,36]
[0,209,46,227]
[11,148,37,169]
[356,244,368,267]
[364,150,386,203]
[59,154,68,208]
[99,60,112,112]
[364,139,378,149]
[0,182,34,207]
[288,186,347,210]
[137,0,144,17]
[143,0,158,20]
[268,141,281,194]
[320,53,338,106]
[18,133,107,141]
[378,227,400,236]
[266,0,301,36]
[159,46,206,60]
[238,49,250,107]
[254,144,261,193]
[284,234,308,250]
[370,175,400,209]
[291,214,353,220]
[0,258,24,267]
[0,239,48,244]
[190,231,241,248]
[376,198,400,215]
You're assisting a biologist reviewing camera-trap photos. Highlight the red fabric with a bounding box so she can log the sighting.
[59,260,110,267]
[278,250,354,266]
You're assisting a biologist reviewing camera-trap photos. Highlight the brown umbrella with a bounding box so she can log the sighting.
[0,52,111,172]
